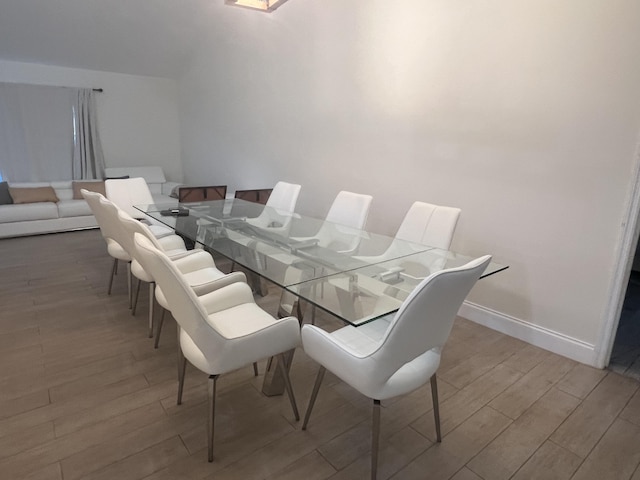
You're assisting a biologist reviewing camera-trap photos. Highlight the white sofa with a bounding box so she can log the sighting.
[0,167,178,239]
[0,181,99,239]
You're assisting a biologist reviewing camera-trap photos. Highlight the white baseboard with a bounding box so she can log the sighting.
[459,301,598,367]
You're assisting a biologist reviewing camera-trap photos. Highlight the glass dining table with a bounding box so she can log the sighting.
[136,198,507,327]
[136,198,507,395]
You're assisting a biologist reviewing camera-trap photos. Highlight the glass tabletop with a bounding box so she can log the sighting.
[136,199,435,289]
[136,199,507,327]
[286,248,507,326]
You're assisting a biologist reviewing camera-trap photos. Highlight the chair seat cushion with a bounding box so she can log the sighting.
[148,223,174,238]
[207,303,276,339]
[330,318,391,356]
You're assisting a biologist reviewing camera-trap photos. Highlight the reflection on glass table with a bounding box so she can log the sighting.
[135,199,507,327]
[286,248,507,326]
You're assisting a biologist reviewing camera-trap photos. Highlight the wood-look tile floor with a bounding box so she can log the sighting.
[2,229,640,480]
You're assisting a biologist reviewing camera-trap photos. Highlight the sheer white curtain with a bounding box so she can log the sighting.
[72,89,105,180]
[0,83,104,182]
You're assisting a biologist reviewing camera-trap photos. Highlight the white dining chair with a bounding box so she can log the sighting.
[278,190,372,321]
[246,181,301,236]
[310,190,373,254]
[105,177,173,238]
[357,201,461,263]
[117,209,246,347]
[301,255,492,480]
[82,189,132,296]
[133,232,301,462]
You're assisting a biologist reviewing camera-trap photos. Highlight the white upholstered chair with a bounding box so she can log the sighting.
[246,181,301,236]
[133,233,301,462]
[357,201,461,265]
[82,189,132,296]
[301,255,492,480]
[395,201,461,249]
[105,177,173,238]
[117,209,246,347]
[278,190,372,320]
[307,190,373,254]
[96,195,185,322]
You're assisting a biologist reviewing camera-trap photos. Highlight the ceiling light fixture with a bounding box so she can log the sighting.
[225,0,289,12]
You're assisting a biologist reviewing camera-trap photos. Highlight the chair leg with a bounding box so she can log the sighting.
[253,362,259,376]
[147,282,155,338]
[371,399,381,480]
[430,373,442,442]
[277,354,299,421]
[177,345,187,405]
[302,366,326,430]
[107,258,118,295]
[132,279,142,316]
[154,308,166,349]
[127,262,133,309]
[208,374,220,462]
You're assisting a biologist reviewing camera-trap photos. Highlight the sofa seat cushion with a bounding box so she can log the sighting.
[0,202,59,223]
[58,199,93,218]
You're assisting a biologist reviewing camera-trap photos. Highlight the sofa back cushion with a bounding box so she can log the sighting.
[0,182,12,205]
[104,167,166,195]
[9,186,59,204]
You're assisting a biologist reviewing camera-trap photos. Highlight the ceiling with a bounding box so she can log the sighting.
[0,0,221,78]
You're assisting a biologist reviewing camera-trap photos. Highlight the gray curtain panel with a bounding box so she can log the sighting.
[0,82,74,182]
[72,89,105,180]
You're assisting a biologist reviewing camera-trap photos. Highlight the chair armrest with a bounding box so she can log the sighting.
[172,250,215,273]
[157,234,187,252]
[302,325,370,361]
[191,271,247,296]
[199,281,255,314]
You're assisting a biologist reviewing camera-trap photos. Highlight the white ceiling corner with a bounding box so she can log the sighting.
[0,0,221,78]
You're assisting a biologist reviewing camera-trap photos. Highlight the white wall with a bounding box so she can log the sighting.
[178,0,640,366]
[0,59,183,182]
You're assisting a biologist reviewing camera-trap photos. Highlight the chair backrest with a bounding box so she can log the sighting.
[95,196,141,256]
[82,189,113,240]
[178,185,227,203]
[325,191,373,229]
[374,255,491,379]
[133,233,226,355]
[395,201,461,250]
[266,182,301,213]
[313,191,373,252]
[245,182,302,233]
[105,177,154,219]
[115,206,165,257]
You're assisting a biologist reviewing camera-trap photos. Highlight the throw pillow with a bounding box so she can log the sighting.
[0,181,12,205]
[9,186,60,204]
[72,180,106,199]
